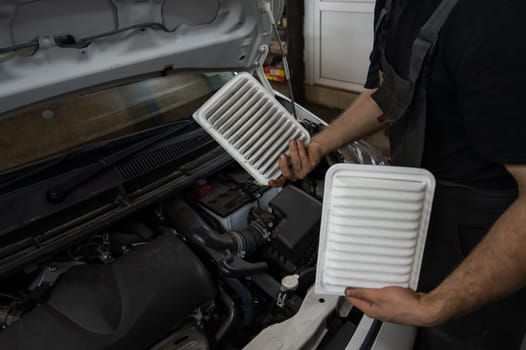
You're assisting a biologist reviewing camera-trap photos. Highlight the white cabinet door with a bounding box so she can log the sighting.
[305,0,376,92]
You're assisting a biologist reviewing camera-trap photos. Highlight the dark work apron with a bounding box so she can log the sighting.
[371,0,526,349]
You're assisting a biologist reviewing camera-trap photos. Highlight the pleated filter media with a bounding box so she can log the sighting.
[316,164,435,295]
[193,72,310,185]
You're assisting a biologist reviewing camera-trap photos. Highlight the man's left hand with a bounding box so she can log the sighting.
[344,286,445,327]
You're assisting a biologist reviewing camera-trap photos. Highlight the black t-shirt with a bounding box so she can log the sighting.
[365,0,526,190]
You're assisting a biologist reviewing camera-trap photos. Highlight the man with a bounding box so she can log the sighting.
[270,0,526,348]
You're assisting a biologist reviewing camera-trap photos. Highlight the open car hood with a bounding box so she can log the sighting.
[0,0,283,115]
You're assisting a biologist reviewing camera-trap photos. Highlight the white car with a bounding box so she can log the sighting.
[0,1,415,349]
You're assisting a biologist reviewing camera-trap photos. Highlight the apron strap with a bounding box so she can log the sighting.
[372,0,461,167]
[371,0,394,68]
[374,0,393,36]
[408,0,460,83]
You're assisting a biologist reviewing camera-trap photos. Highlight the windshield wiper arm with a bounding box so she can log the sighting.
[46,121,193,203]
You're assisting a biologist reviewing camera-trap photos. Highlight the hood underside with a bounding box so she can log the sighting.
[0,0,282,115]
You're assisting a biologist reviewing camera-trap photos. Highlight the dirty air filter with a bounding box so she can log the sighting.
[193,72,310,185]
[315,164,435,295]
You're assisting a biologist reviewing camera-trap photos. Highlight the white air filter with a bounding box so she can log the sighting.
[315,164,435,295]
[193,72,310,185]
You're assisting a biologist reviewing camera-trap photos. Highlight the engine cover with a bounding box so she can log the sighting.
[0,234,216,350]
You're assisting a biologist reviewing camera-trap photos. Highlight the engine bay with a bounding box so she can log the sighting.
[0,164,349,349]
[0,96,390,349]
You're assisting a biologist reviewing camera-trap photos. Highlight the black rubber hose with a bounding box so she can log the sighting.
[230,226,266,257]
[224,278,254,327]
[215,288,237,343]
[298,266,316,280]
[165,197,236,251]
[298,266,316,290]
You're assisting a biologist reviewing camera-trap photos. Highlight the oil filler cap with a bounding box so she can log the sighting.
[281,274,299,292]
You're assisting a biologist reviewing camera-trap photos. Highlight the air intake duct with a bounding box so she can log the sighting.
[165,197,265,257]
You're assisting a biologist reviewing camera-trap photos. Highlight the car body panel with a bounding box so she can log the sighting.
[0,0,283,116]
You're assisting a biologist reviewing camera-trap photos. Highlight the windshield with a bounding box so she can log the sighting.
[0,71,233,173]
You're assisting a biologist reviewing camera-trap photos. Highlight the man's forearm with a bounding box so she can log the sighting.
[311,89,385,156]
[424,165,526,324]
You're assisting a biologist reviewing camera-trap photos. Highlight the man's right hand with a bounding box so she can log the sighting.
[269,139,324,187]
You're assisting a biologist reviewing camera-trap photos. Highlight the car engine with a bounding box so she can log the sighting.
[0,166,323,350]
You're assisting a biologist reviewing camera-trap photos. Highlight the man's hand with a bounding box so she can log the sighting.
[344,286,446,327]
[268,89,384,188]
[269,140,324,187]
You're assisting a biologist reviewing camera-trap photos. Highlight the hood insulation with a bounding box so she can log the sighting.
[0,0,283,116]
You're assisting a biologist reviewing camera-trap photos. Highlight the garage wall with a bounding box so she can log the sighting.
[304,0,375,92]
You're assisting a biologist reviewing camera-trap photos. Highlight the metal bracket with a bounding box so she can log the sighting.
[29,261,84,291]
